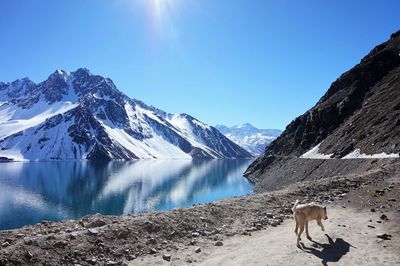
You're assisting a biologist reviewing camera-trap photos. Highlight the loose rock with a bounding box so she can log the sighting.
[380,214,388,220]
[88,228,99,236]
[106,260,117,266]
[87,219,106,228]
[1,242,10,248]
[377,233,392,240]
[25,251,33,259]
[149,248,157,254]
[215,241,223,246]
[163,254,171,261]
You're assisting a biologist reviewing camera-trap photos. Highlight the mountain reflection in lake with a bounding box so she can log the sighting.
[0,159,254,230]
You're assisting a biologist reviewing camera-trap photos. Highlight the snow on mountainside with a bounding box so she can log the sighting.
[0,68,251,161]
[215,124,282,156]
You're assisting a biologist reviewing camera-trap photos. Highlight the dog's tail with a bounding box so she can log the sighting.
[292,199,300,213]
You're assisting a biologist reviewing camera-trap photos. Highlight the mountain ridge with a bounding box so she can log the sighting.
[216,124,281,156]
[245,30,400,190]
[0,68,252,161]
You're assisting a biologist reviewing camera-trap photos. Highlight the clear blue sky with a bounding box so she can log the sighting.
[0,0,399,130]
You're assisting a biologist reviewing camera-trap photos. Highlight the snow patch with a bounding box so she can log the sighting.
[300,144,399,159]
[300,143,333,159]
[342,149,400,159]
[101,122,192,159]
[0,101,78,139]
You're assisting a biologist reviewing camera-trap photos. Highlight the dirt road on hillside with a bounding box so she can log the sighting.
[134,207,400,266]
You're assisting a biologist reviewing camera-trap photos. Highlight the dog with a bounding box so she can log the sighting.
[292,199,328,246]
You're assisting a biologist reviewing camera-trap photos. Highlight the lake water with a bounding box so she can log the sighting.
[0,159,254,230]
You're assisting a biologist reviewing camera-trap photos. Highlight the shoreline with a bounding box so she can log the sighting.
[1,162,399,265]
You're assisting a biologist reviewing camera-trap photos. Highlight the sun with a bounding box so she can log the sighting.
[148,0,174,23]
[126,0,188,42]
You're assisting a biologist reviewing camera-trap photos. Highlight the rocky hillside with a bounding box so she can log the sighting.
[216,124,281,156]
[0,69,251,161]
[245,31,400,189]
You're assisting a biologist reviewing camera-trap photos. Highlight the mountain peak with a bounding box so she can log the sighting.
[73,68,91,76]
[215,124,282,155]
[235,123,255,129]
[0,69,252,161]
[49,69,69,79]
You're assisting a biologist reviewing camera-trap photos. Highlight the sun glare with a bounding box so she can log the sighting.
[148,0,174,23]
[126,0,192,43]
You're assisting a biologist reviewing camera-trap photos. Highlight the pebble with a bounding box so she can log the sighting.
[1,242,10,248]
[47,234,56,240]
[163,254,171,261]
[106,260,117,266]
[194,247,201,253]
[268,219,280,226]
[215,241,223,246]
[88,228,99,236]
[370,208,377,212]
[88,258,97,265]
[87,219,106,228]
[376,233,392,240]
[191,232,200,237]
[127,255,136,261]
[380,214,388,220]
[149,248,157,254]
[255,223,263,230]
[146,238,157,245]
[368,225,375,229]
[25,251,33,259]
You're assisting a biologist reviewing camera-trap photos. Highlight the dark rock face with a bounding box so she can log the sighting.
[0,69,251,161]
[245,31,400,189]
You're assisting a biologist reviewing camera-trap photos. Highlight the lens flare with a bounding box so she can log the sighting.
[146,0,176,27]
[125,0,193,46]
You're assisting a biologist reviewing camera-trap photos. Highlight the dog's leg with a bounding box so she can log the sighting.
[294,215,299,235]
[306,221,312,240]
[317,219,325,232]
[297,223,304,247]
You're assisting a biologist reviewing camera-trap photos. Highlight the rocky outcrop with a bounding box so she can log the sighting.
[245,31,400,190]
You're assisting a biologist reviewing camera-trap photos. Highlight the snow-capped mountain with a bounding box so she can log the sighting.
[215,124,281,156]
[0,68,251,161]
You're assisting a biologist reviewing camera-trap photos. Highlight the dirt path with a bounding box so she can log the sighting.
[134,207,400,266]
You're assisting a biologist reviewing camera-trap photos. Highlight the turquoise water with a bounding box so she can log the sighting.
[0,159,254,230]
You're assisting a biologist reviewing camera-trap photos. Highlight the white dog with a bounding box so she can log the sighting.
[292,199,328,246]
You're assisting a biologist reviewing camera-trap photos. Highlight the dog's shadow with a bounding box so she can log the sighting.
[300,234,355,266]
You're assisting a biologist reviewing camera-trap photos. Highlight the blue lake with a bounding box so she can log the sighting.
[0,159,254,230]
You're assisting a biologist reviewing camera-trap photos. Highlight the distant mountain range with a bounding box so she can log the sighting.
[0,68,251,161]
[215,124,282,156]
